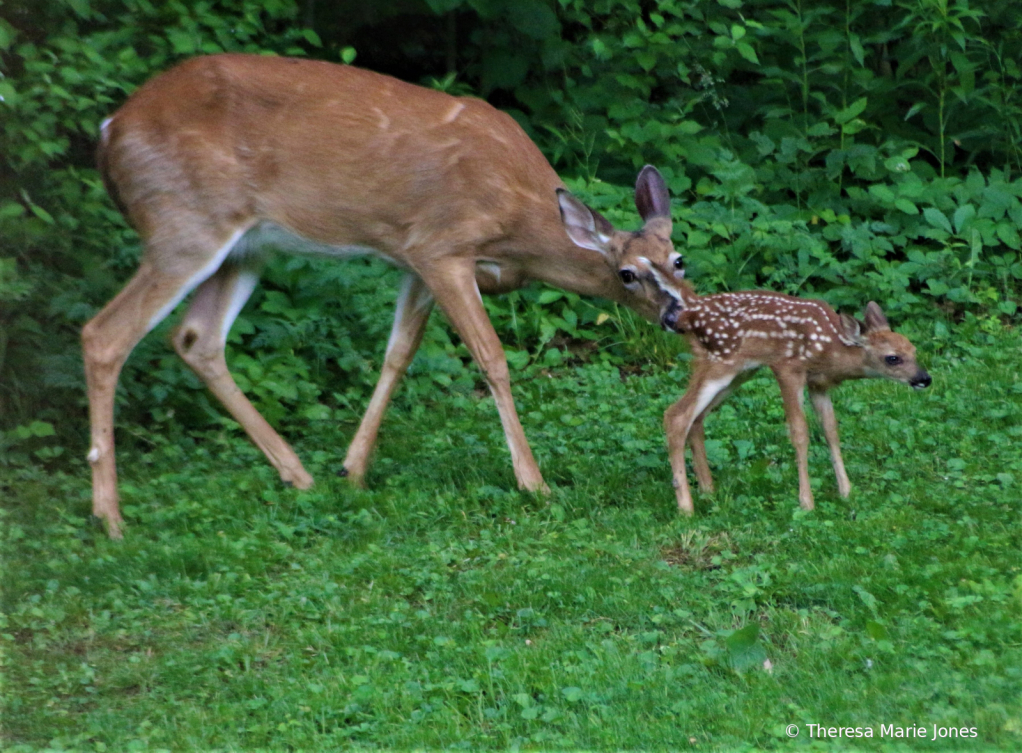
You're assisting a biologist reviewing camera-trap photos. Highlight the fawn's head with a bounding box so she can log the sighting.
[839,302,931,388]
[557,165,685,319]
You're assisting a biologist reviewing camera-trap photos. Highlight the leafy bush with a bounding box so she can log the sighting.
[1,0,1020,445]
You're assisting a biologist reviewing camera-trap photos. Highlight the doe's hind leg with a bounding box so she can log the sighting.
[83,226,248,537]
[173,263,313,490]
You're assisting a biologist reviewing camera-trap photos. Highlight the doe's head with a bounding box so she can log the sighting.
[840,302,931,389]
[557,165,685,320]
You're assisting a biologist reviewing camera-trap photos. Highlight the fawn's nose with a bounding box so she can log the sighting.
[660,304,680,332]
[910,371,932,389]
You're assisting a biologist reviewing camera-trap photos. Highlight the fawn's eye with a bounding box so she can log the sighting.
[619,269,637,284]
[673,256,685,270]
[884,355,902,366]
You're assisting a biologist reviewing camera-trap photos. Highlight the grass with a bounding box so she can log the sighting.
[2,320,1020,752]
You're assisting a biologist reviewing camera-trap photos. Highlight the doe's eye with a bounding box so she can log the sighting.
[884,355,902,366]
[673,256,685,270]
[619,269,637,284]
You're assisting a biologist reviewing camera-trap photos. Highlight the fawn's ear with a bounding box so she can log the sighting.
[838,313,866,347]
[557,188,615,255]
[862,301,891,333]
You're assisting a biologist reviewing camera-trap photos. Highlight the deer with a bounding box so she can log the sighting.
[633,259,931,514]
[83,53,684,538]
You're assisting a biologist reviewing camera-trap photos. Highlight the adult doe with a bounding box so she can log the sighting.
[84,54,682,537]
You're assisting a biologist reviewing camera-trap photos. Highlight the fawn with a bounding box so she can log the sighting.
[637,258,931,514]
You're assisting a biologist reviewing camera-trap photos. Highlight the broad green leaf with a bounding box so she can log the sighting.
[725,624,767,672]
[866,620,889,641]
[28,421,56,437]
[884,156,910,173]
[953,204,975,234]
[167,29,197,55]
[904,102,926,120]
[868,184,896,203]
[562,686,584,703]
[0,80,15,106]
[300,403,331,421]
[736,42,759,65]
[895,198,918,214]
[834,97,868,125]
[726,623,759,652]
[949,51,971,74]
[996,222,1021,250]
[635,51,657,72]
[0,20,16,51]
[537,289,564,305]
[853,585,879,614]
[923,207,953,234]
[849,32,865,66]
[0,201,25,219]
[842,118,867,135]
[28,204,54,224]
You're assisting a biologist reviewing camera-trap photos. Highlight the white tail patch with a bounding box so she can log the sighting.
[99,116,114,144]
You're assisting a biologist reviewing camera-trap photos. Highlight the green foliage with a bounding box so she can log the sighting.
[1,0,1020,453]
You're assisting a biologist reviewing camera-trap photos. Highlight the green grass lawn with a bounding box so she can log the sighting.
[2,323,1020,752]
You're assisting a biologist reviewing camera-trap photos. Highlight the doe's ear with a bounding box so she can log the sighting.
[862,301,890,333]
[635,165,671,223]
[838,313,865,347]
[557,188,615,254]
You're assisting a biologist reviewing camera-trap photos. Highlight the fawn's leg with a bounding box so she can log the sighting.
[664,362,735,514]
[809,388,851,497]
[687,370,756,494]
[772,364,813,510]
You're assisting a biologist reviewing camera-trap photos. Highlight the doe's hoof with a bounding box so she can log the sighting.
[337,467,349,478]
